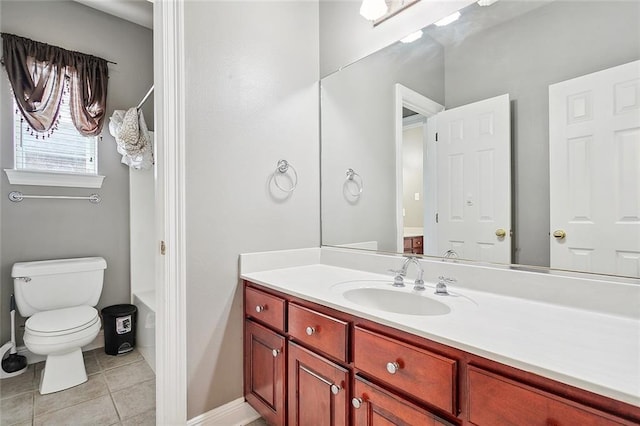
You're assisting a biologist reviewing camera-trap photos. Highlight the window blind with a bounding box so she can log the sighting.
[14,91,98,175]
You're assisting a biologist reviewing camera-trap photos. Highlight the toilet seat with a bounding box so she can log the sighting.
[26,306,99,337]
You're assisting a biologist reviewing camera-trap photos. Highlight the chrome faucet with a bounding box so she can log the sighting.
[435,276,455,296]
[390,257,425,291]
[442,249,458,261]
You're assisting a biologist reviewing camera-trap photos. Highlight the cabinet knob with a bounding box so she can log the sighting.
[351,397,363,409]
[255,305,265,313]
[386,361,401,374]
[271,349,280,358]
[330,384,340,395]
[305,326,316,336]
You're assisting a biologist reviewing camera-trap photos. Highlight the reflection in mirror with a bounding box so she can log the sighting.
[321,0,640,278]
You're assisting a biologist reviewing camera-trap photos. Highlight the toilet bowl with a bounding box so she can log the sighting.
[24,306,101,394]
[12,257,107,394]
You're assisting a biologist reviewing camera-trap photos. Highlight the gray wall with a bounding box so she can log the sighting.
[0,1,153,344]
[444,1,640,266]
[321,35,443,251]
[403,125,424,228]
[183,1,319,417]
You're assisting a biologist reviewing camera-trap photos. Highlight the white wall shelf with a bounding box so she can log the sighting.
[4,169,105,188]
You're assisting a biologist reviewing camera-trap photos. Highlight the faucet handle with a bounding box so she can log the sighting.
[388,269,406,287]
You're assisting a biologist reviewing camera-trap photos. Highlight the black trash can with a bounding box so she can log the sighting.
[102,304,137,355]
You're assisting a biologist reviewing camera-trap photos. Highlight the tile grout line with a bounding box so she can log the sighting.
[5,350,154,425]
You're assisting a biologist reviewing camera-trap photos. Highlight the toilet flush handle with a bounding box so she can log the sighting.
[15,277,31,283]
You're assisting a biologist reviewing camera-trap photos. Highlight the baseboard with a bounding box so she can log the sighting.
[187,397,261,426]
[17,330,105,365]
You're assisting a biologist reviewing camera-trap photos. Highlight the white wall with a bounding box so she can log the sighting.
[183,1,319,417]
[0,1,153,345]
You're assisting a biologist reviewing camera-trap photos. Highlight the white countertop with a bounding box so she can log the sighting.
[241,263,640,407]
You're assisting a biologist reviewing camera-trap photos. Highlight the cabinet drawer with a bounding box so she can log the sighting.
[353,376,453,426]
[245,286,286,333]
[468,367,628,426]
[354,327,457,414]
[288,303,349,363]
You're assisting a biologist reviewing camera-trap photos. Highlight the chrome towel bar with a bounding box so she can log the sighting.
[8,191,101,204]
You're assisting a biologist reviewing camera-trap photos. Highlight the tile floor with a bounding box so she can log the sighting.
[0,349,155,426]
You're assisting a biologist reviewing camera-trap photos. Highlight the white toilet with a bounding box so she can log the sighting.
[12,257,107,394]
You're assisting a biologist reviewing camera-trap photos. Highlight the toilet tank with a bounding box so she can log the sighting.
[12,257,107,317]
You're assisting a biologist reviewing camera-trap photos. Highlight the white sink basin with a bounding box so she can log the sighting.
[342,287,451,316]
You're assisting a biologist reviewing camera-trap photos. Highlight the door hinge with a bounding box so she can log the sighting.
[160,240,166,255]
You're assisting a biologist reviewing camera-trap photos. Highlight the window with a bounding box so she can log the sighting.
[13,89,98,175]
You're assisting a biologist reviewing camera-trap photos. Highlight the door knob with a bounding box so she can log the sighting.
[495,228,506,238]
[553,230,566,239]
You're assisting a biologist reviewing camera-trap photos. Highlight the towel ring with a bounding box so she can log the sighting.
[274,159,298,193]
[345,168,363,197]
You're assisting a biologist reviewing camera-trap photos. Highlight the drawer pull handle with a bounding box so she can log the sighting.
[386,361,401,374]
[255,305,266,313]
[330,384,340,395]
[351,397,363,409]
[305,326,316,336]
[271,349,281,357]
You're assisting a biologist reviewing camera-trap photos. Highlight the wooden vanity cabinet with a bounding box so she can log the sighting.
[403,236,423,255]
[243,281,640,426]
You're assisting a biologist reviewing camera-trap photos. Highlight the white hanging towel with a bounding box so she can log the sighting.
[109,107,153,170]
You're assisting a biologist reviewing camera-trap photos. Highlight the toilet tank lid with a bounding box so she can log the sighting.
[12,257,107,277]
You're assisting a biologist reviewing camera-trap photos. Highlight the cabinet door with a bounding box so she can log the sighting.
[245,320,286,426]
[352,377,451,426]
[288,342,349,426]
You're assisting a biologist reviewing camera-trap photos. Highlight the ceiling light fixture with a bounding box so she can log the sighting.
[359,0,388,21]
[434,11,461,27]
[400,30,423,44]
[477,0,499,6]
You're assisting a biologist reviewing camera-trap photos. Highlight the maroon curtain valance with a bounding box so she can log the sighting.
[1,33,109,137]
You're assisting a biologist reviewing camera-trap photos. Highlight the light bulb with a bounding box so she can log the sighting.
[434,11,461,27]
[400,30,423,44]
[360,0,388,21]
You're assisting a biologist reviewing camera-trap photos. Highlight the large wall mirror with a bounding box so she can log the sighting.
[321,0,640,278]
